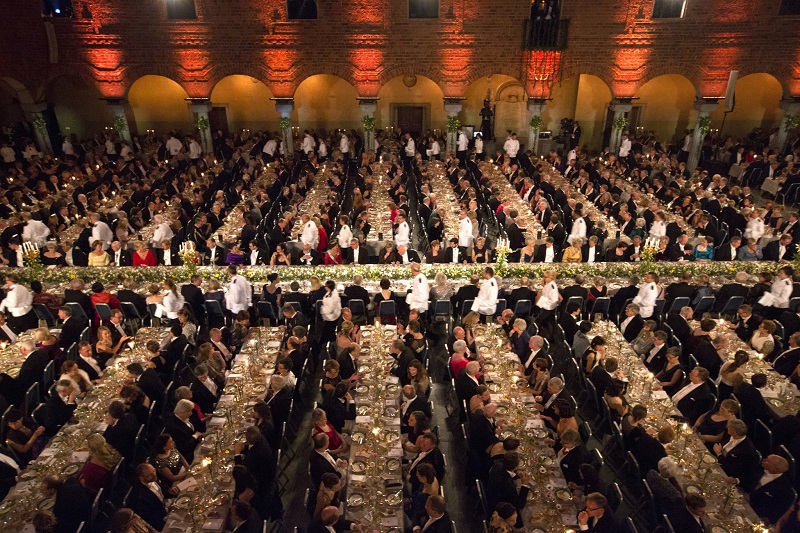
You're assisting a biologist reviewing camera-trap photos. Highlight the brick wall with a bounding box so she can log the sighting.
[0,0,798,103]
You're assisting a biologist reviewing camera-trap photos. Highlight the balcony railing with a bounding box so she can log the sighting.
[524,18,569,51]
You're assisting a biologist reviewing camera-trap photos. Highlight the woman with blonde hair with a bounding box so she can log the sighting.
[431,272,454,301]
[336,320,361,358]
[79,433,120,496]
[145,283,162,306]
[562,237,583,263]
[88,240,109,267]
[59,360,93,394]
[96,325,131,363]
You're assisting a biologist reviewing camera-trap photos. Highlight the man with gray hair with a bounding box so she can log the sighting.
[714,418,761,489]
[265,374,292,427]
[645,456,683,514]
[165,398,204,462]
[673,367,716,424]
[455,360,481,404]
[521,335,544,375]
[15,338,49,403]
[343,274,370,307]
[620,303,643,342]
[713,271,751,313]
[90,212,113,249]
[42,379,77,436]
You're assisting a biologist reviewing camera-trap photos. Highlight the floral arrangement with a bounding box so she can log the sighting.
[112,115,128,134]
[640,237,660,266]
[613,116,628,131]
[278,117,291,131]
[178,242,200,277]
[196,115,209,132]
[494,237,512,277]
[5,260,780,286]
[698,116,712,134]
[529,115,543,130]
[446,115,460,133]
[21,242,44,279]
[362,115,375,132]
[32,115,47,133]
[786,114,800,131]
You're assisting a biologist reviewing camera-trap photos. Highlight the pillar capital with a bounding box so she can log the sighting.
[779,98,800,115]
[21,102,49,115]
[443,97,465,116]
[357,97,378,116]
[609,98,634,113]
[186,98,212,113]
[527,97,550,115]
[271,97,295,117]
[694,98,721,115]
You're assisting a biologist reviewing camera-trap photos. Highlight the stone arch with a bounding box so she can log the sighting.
[292,74,361,132]
[462,64,526,91]
[462,75,527,143]
[377,75,445,134]
[709,72,785,137]
[44,74,114,138]
[634,74,699,144]
[573,74,613,151]
[210,75,280,133]
[128,75,192,133]
[379,66,443,89]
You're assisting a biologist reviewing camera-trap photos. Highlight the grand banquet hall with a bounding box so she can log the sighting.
[1,0,800,532]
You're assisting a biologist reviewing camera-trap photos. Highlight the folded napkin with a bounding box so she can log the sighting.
[652,390,669,400]
[561,513,578,526]
[176,477,199,492]
[355,416,371,424]
[203,518,225,530]
[550,477,567,488]
[350,474,366,483]
[386,376,400,384]
[761,389,779,399]
[218,395,235,404]
[381,516,400,527]
[208,417,226,426]
[526,419,544,429]
[71,451,90,463]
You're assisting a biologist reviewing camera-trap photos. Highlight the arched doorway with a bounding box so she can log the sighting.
[635,74,698,147]
[463,75,527,145]
[573,74,612,151]
[44,75,113,139]
[292,74,360,134]
[709,73,784,138]
[377,75,444,136]
[210,75,280,135]
[0,78,28,127]
[128,75,191,133]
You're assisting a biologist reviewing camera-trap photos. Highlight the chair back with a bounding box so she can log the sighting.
[667,297,690,316]
[693,296,716,316]
[24,383,40,417]
[32,304,56,327]
[348,299,367,317]
[590,297,611,319]
[66,302,88,320]
[513,299,532,318]
[94,303,113,320]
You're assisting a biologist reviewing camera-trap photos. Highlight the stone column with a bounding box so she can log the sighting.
[527,98,548,156]
[443,98,465,154]
[777,98,800,154]
[104,99,132,143]
[608,99,632,155]
[687,98,720,173]
[22,103,53,154]
[188,99,213,154]
[357,98,378,153]
[272,98,295,158]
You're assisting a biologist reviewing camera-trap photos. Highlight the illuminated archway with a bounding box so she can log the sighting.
[635,74,698,145]
[292,75,360,132]
[574,74,612,151]
[210,75,280,133]
[463,75,527,143]
[377,75,445,134]
[709,73,784,137]
[128,75,191,133]
[0,78,29,126]
[44,75,113,138]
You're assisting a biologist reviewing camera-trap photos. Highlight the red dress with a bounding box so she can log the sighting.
[450,356,468,378]
[79,461,111,496]
[317,228,329,252]
[90,292,121,325]
[133,249,156,266]
[313,423,342,451]
[324,250,342,265]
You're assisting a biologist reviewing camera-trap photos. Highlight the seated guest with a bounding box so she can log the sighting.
[173,386,208,433]
[557,428,590,485]
[774,332,800,376]
[310,433,346,488]
[42,379,78,437]
[486,453,530,528]
[95,326,131,366]
[712,418,761,490]
[645,457,684,515]
[151,434,190,491]
[265,375,292,428]
[5,408,46,466]
[40,475,91,533]
[321,359,343,394]
[630,319,657,357]
[408,433,446,494]
[750,319,777,356]
[578,492,614,532]
[76,341,103,381]
[672,367,716,425]
[693,398,740,451]
[30,280,61,317]
[655,348,685,397]
[128,464,173,531]
[164,399,203,463]
[311,408,347,457]
[103,399,140,460]
[749,454,794,525]
[126,362,164,405]
[78,433,120,496]
[233,427,276,499]
[620,303,644,343]
[57,305,87,350]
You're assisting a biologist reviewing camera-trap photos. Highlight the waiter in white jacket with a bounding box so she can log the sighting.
[567,211,587,245]
[632,272,660,318]
[406,263,430,319]
[458,211,473,251]
[225,266,251,315]
[0,274,38,333]
[395,213,410,247]
[471,267,499,320]
[298,214,319,250]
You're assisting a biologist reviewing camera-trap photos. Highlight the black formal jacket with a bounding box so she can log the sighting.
[774,347,800,376]
[667,313,692,345]
[450,285,479,315]
[164,412,199,463]
[342,246,375,265]
[486,461,530,511]
[53,477,91,533]
[763,240,797,262]
[109,249,132,267]
[718,437,761,490]
[136,369,166,404]
[676,383,716,425]
[128,480,167,530]
[76,356,101,382]
[620,314,644,343]
[63,289,93,322]
[117,289,148,318]
[559,444,590,484]
[103,412,140,460]
[749,472,795,524]
[181,284,206,323]
[309,449,339,487]
[43,394,77,437]
[17,348,51,398]
[265,387,292,427]
[58,315,87,350]
[455,369,480,403]
[156,247,182,266]
[409,447,446,492]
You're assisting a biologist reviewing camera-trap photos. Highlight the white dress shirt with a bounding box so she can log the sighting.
[568,218,586,244]
[0,284,33,317]
[538,281,560,311]
[407,273,430,312]
[721,435,745,455]
[671,381,702,404]
[0,323,17,342]
[166,136,183,156]
[544,246,555,263]
[302,134,316,154]
[503,138,519,157]
[152,222,174,246]
[587,246,596,263]
[405,138,416,157]
[162,291,185,319]
[320,291,342,321]
[350,246,361,264]
[22,220,50,247]
[92,221,114,249]
[620,315,634,334]
[450,247,460,263]
[80,355,103,376]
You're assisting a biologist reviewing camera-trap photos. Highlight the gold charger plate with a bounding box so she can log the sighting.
[351,460,367,474]
[347,493,365,507]
[63,463,82,477]
[252,383,267,394]
[495,405,509,415]
[710,526,730,533]
[386,491,402,506]
[555,489,571,501]
[356,405,370,416]
[173,495,192,509]
[386,383,399,393]
[769,398,784,408]
[386,458,401,472]
[500,430,515,440]
[685,484,702,495]
[352,431,366,444]
[355,384,369,394]
[36,498,55,511]
[358,364,370,373]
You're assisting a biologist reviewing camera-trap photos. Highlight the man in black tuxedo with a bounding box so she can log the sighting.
[455,361,481,405]
[693,336,724,380]
[642,331,668,372]
[127,362,165,405]
[506,219,527,250]
[667,307,693,345]
[128,464,172,530]
[773,332,800,376]
[389,339,417,385]
[103,400,140,460]
[590,357,617,398]
[558,428,590,484]
[264,375,292,428]
[56,306,87,350]
[748,454,795,524]
[342,238,373,264]
[161,325,188,367]
[165,399,203,463]
[283,282,311,316]
[469,405,499,459]
[310,433,342,487]
[781,212,800,244]
[547,215,566,247]
[336,344,359,381]
[581,236,602,263]
[108,309,132,346]
[400,385,431,434]
[535,378,572,426]
[619,304,644,342]
[764,233,797,262]
[308,506,353,533]
[734,304,762,342]
[77,341,104,381]
[610,276,639,318]
[577,492,615,533]
[42,379,78,437]
[559,302,581,345]
[780,309,800,338]
[44,476,92,533]
[713,419,761,490]
[108,241,132,266]
[117,278,149,319]
[673,367,717,425]
[343,275,370,310]
[443,238,468,264]
[204,238,227,266]
[235,427,276,493]
[487,453,530,527]
[561,274,588,305]
[180,274,206,325]
[15,340,51,403]
[668,494,708,533]
[411,495,452,533]
[190,364,221,414]
[63,279,93,322]
[534,238,560,263]
[664,272,696,306]
[713,271,750,312]
[408,433,446,493]
[714,235,741,261]
[451,275,480,317]
[506,277,535,312]
[156,240,182,266]
[296,243,322,266]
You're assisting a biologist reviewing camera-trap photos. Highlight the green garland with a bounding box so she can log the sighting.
[112,115,128,133]
[279,117,291,131]
[698,116,712,134]
[786,114,800,131]
[32,115,47,133]
[530,115,543,130]
[6,260,778,286]
[446,115,460,133]
[613,116,628,131]
[196,115,209,132]
[362,115,375,132]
